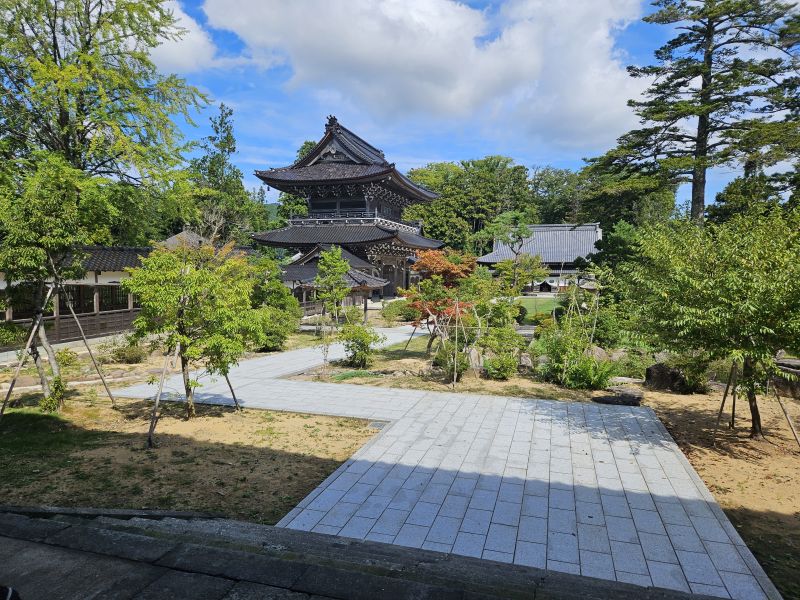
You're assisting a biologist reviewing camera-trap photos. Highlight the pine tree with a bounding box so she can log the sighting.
[614,0,799,222]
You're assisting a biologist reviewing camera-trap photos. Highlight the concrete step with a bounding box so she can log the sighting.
[0,509,724,600]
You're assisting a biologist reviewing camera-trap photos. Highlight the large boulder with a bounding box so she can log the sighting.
[519,353,534,371]
[645,363,693,393]
[468,347,483,370]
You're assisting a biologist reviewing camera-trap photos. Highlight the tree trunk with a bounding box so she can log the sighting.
[691,19,716,224]
[37,325,61,381]
[742,356,763,439]
[30,343,51,399]
[180,352,195,418]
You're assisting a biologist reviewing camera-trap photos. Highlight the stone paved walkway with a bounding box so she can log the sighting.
[114,327,780,600]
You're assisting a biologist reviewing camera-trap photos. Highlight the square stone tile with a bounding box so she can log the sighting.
[610,541,648,575]
[491,501,522,527]
[547,531,578,564]
[548,507,577,535]
[461,508,492,535]
[647,560,690,592]
[676,550,724,586]
[452,531,486,558]
[518,516,547,544]
[580,550,615,581]
[393,523,429,548]
[515,541,546,568]
[427,515,461,545]
[577,523,610,553]
[639,532,677,564]
[439,494,469,519]
[486,523,518,554]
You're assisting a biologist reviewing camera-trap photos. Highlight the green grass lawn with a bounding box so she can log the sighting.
[516,296,558,323]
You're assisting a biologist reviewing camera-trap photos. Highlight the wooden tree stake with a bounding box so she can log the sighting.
[60,285,116,407]
[0,286,53,421]
[773,389,800,450]
[147,344,180,448]
[225,373,241,411]
[713,362,737,447]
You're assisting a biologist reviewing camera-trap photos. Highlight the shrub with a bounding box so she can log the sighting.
[533,325,616,390]
[99,337,148,364]
[434,341,469,381]
[561,356,616,389]
[256,305,300,351]
[0,322,26,348]
[479,326,526,355]
[55,348,80,369]
[514,304,528,324]
[339,323,385,368]
[39,376,66,412]
[381,298,420,323]
[484,354,518,380]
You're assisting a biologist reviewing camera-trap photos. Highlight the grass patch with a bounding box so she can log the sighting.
[517,296,558,324]
[331,370,381,382]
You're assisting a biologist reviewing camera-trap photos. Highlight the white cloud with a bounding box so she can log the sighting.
[150,1,219,73]
[201,0,647,150]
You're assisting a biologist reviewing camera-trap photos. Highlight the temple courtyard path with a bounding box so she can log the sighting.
[113,327,780,600]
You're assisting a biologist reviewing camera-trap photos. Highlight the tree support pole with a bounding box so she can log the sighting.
[47,258,116,407]
[147,345,178,449]
[224,373,241,411]
[773,389,800,450]
[713,362,737,447]
[0,287,53,421]
[404,324,418,351]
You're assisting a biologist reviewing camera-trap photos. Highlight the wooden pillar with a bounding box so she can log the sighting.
[93,286,100,314]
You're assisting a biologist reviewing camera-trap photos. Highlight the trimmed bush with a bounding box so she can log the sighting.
[339,323,385,368]
[55,348,80,369]
[381,299,420,323]
[484,354,518,380]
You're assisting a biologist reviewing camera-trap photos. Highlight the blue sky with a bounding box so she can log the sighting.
[152,0,735,208]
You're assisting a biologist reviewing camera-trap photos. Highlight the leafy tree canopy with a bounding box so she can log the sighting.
[405,157,532,250]
[123,242,269,417]
[276,140,316,222]
[620,207,800,436]
[0,0,204,181]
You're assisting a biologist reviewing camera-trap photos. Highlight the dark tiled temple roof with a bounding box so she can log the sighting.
[253,224,443,250]
[282,264,388,290]
[255,116,437,203]
[81,246,149,271]
[292,245,375,271]
[477,223,602,265]
[257,163,391,184]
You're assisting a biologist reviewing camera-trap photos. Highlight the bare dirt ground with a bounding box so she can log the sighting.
[294,337,800,598]
[0,393,376,525]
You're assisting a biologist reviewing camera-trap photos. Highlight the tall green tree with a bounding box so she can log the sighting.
[0,152,114,397]
[189,103,270,243]
[276,140,316,222]
[123,242,268,418]
[0,0,203,181]
[621,208,800,438]
[578,159,676,230]
[406,157,532,251]
[314,246,350,320]
[613,0,799,222]
[528,166,583,224]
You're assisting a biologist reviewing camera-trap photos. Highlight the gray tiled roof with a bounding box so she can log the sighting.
[81,246,148,271]
[282,264,388,290]
[254,116,438,203]
[477,223,602,265]
[253,224,443,250]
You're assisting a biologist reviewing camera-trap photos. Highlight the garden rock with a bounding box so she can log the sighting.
[594,385,644,406]
[519,353,533,371]
[468,348,483,370]
[645,363,692,393]
[585,346,610,361]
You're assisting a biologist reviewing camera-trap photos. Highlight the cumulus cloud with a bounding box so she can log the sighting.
[150,1,219,73]
[201,0,647,150]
